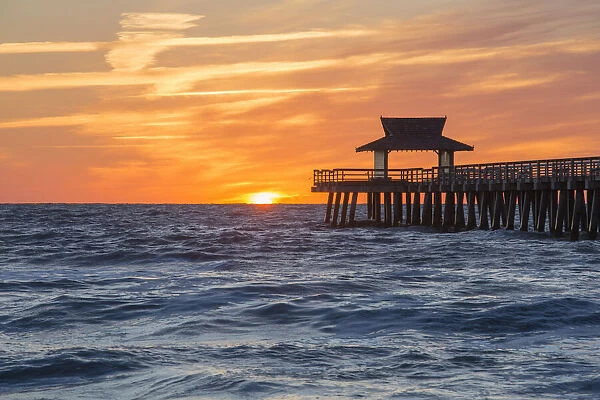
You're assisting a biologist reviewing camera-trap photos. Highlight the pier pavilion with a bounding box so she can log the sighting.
[312,116,600,240]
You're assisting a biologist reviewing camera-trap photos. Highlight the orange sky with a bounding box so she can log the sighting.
[1,1,599,203]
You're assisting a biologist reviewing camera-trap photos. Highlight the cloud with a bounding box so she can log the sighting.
[105,27,374,71]
[106,31,183,71]
[119,13,205,31]
[0,55,379,94]
[0,41,100,54]
[448,72,563,96]
[106,12,205,71]
[104,11,374,71]
[0,111,192,132]
[113,135,188,140]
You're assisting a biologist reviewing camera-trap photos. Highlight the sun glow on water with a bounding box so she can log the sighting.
[247,192,281,204]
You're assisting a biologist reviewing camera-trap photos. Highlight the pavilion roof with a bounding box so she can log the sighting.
[356,117,474,152]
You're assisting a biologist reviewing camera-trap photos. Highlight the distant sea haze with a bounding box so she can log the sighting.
[1,204,599,399]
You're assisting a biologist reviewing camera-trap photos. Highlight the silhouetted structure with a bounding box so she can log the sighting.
[356,117,473,178]
[312,116,600,240]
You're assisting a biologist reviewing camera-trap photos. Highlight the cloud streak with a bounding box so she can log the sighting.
[120,13,205,31]
[0,41,101,54]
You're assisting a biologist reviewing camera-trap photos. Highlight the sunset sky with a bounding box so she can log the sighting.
[1,0,599,203]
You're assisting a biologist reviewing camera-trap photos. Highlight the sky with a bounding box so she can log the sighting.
[1,0,599,203]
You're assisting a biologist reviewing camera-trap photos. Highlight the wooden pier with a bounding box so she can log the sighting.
[312,117,600,240]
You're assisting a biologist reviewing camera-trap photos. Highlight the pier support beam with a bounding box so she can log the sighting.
[533,190,540,227]
[393,192,402,226]
[506,191,517,230]
[549,190,558,234]
[374,193,382,223]
[566,190,575,232]
[331,192,342,227]
[478,192,490,230]
[554,189,568,235]
[422,192,433,226]
[412,192,421,225]
[570,189,585,241]
[349,192,358,226]
[443,192,455,231]
[492,191,502,230]
[384,192,392,227]
[455,192,465,230]
[520,191,531,231]
[466,192,477,230]
[405,191,412,225]
[581,192,589,233]
[501,191,508,227]
[433,192,442,228]
[340,192,350,227]
[589,189,599,240]
[324,192,334,223]
[536,190,549,232]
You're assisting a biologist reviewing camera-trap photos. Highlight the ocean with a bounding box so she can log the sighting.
[1,204,599,399]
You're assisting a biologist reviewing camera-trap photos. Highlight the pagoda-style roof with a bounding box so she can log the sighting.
[356,116,474,152]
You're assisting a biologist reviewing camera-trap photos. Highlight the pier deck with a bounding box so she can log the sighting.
[312,156,600,240]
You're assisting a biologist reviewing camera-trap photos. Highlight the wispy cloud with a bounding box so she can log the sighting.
[0,41,101,54]
[0,111,192,131]
[105,27,374,71]
[119,13,205,31]
[0,55,378,94]
[113,135,188,140]
[447,72,563,96]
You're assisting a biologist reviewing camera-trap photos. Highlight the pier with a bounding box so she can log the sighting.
[312,117,600,240]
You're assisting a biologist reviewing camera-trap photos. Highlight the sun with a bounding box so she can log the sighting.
[247,192,281,204]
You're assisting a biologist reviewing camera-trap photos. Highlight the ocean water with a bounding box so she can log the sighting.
[1,204,599,399]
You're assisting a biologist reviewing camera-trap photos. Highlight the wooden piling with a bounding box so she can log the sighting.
[324,192,334,223]
[405,191,412,225]
[581,191,589,232]
[374,192,382,223]
[422,192,433,226]
[589,189,599,240]
[349,192,358,225]
[536,190,549,232]
[393,192,401,226]
[586,189,593,230]
[554,189,568,235]
[501,191,508,227]
[412,192,421,225]
[492,191,502,230]
[340,192,350,227]
[549,190,558,233]
[433,192,442,227]
[566,190,575,232]
[455,192,465,230]
[570,189,585,240]
[466,192,477,230]
[533,190,540,227]
[384,192,392,227]
[506,190,517,230]
[331,192,342,227]
[520,191,531,231]
[478,191,490,230]
[443,192,455,231]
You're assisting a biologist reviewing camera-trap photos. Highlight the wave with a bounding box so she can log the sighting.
[0,347,152,388]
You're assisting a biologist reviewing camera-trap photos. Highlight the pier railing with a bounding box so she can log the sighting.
[313,156,600,186]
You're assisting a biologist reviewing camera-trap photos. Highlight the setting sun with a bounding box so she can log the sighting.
[247,192,281,204]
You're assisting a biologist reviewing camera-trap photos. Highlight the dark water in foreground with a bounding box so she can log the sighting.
[1,204,599,399]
